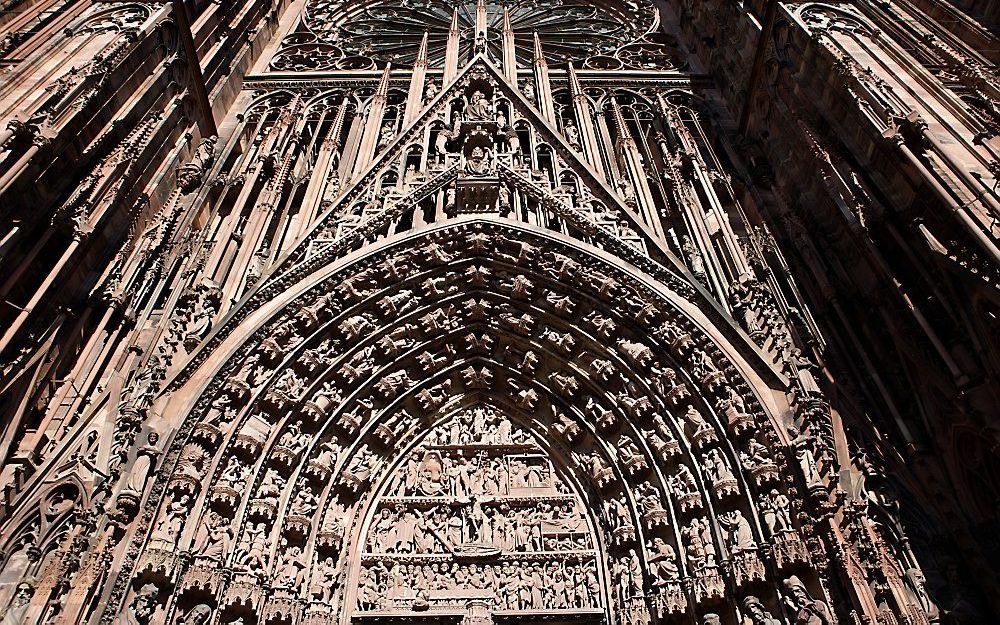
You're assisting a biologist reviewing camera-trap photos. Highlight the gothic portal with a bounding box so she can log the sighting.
[0,1,998,625]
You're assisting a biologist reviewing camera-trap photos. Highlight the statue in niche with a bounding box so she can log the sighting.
[743,596,782,625]
[783,576,835,624]
[118,583,158,625]
[718,509,757,553]
[121,431,160,501]
[289,486,317,518]
[204,395,235,429]
[217,456,249,490]
[237,522,269,573]
[681,235,706,277]
[788,425,824,490]
[703,448,737,489]
[564,122,581,149]
[193,510,233,561]
[465,146,494,175]
[311,557,339,603]
[761,489,792,534]
[505,126,521,154]
[257,468,284,506]
[150,494,189,545]
[464,91,493,122]
[648,538,680,584]
[669,464,699,498]
[683,518,716,571]
[273,547,306,587]
[177,604,212,625]
[0,581,33,625]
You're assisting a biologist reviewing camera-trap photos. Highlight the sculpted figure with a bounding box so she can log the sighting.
[564,122,581,149]
[743,596,782,625]
[783,576,835,625]
[682,405,712,437]
[788,426,824,489]
[122,431,160,500]
[761,489,792,533]
[118,583,158,625]
[273,546,306,587]
[703,448,736,485]
[648,538,680,584]
[465,146,494,175]
[669,464,698,497]
[193,510,232,561]
[681,235,705,277]
[464,91,493,121]
[178,604,212,625]
[150,494,189,545]
[0,582,33,625]
[237,522,269,572]
[718,509,757,553]
[903,567,940,623]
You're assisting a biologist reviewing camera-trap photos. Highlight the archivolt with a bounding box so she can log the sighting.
[111,218,821,625]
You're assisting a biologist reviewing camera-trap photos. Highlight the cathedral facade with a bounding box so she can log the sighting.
[0,0,998,624]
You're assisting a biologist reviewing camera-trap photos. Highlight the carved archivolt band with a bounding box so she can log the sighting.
[112,218,818,625]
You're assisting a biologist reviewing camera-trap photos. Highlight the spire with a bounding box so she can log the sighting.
[567,61,584,100]
[531,32,555,123]
[566,62,604,180]
[502,8,517,83]
[416,31,429,67]
[610,97,632,146]
[444,9,460,82]
[476,0,487,41]
[323,96,349,149]
[533,32,547,67]
[404,35,429,124]
[375,63,392,99]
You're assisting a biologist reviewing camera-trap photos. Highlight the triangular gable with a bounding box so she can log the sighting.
[267,53,691,280]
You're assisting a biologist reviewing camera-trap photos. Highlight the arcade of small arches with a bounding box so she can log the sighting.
[103,220,838,625]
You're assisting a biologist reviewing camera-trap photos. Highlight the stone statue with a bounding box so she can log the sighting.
[0,581,33,625]
[783,576,835,624]
[648,538,680,584]
[118,583,158,625]
[903,567,940,623]
[681,235,706,277]
[743,595,782,625]
[464,91,493,122]
[788,426,824,489]
[121,431,160,500]
[178,604,212,625]
[762,489,792,533]
[465,146,494,175]
[193,510,232,561]
[718,509,757,553]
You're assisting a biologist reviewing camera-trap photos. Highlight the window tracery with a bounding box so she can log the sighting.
[271,0,683,72]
